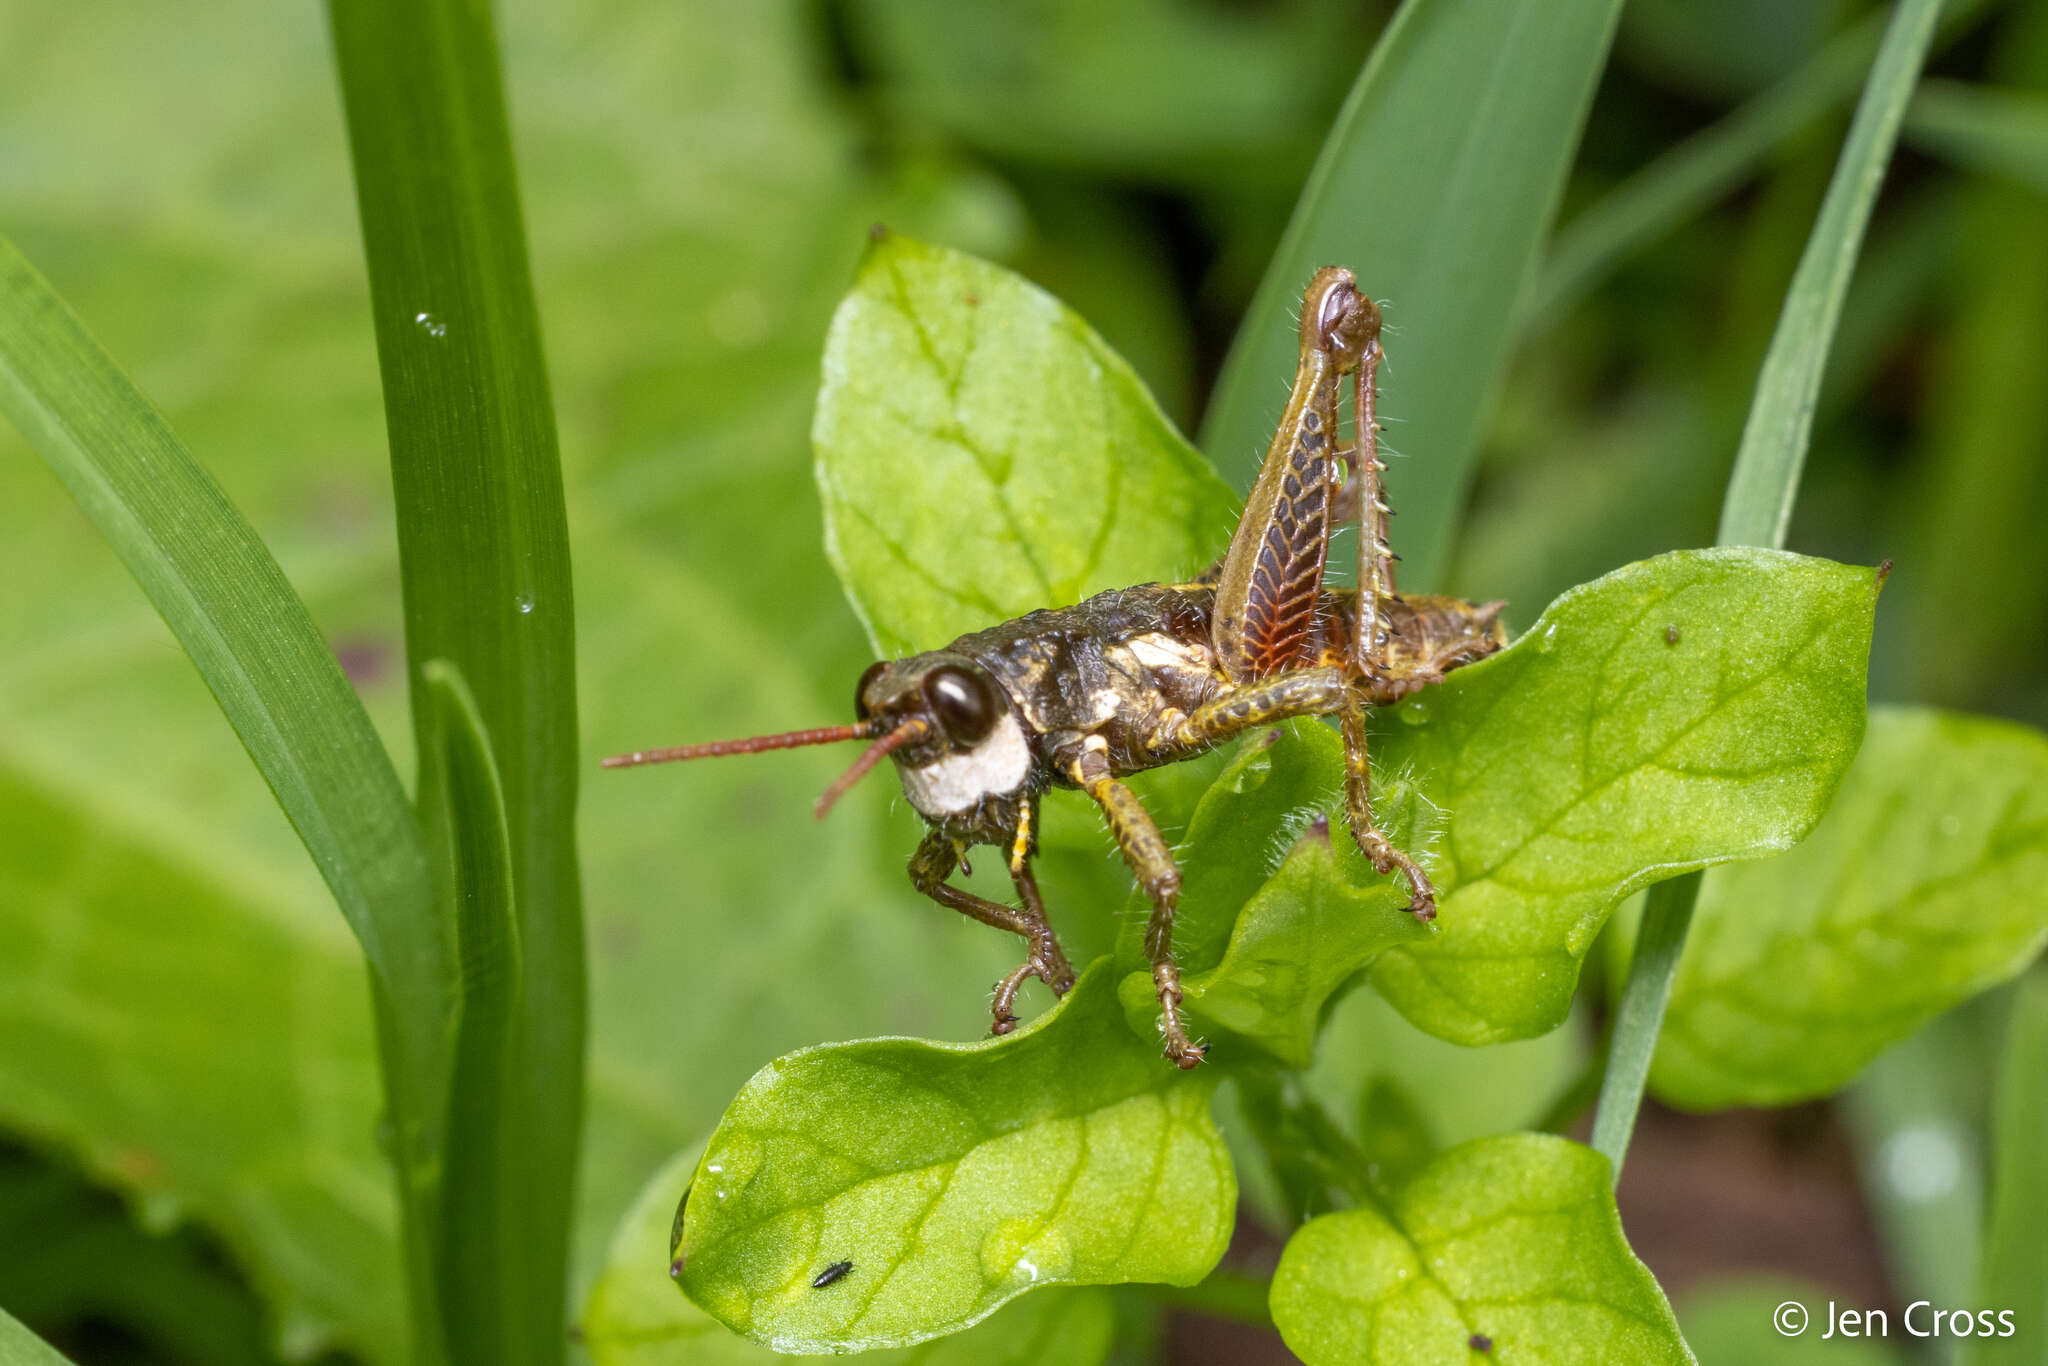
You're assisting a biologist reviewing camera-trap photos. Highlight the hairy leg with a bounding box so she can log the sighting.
[1068,742,1202,1067]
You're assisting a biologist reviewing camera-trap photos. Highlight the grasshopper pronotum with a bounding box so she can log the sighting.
[608,268,1505,1066]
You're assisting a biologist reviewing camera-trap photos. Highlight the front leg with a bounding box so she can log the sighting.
[1338,693,1436,922]
[1065,740,1203,1068]
[908,828,1074,1035]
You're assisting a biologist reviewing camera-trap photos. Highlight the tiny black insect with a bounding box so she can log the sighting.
[812,1260,853,1289]
[1469,1332,1493,1353]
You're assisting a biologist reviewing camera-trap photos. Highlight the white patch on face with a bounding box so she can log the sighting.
[898,712,1033,818]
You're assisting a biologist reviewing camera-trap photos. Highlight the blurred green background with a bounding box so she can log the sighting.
[0,0,2043,1363]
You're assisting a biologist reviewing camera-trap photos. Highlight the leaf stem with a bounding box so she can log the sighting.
[1589,875,1698,1175]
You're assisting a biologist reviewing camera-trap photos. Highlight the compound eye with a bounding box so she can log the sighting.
[853,660,888,722]
[924,664,1000,745]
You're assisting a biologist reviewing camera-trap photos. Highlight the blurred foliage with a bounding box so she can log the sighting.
[0,0,2045,1361]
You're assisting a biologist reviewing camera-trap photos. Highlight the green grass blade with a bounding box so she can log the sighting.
[418,659,525,1366]
[0,1310,74,1366]
[1588,873,1699,1176]
[0,235,453,1238]
[1719,0,1947,551]
[1962,973,2048,1366]
[1591,0,1942,1184]
[326,0,584,1361]
[1907,78,2048,192]
[1198,0,1625,588]
[1529,0,1994,325]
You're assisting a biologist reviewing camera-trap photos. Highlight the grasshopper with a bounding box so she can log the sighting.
[607,268,1505,1066]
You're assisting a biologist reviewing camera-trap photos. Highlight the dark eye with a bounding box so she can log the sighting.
[924,664,999,745]
[853,661,887,721]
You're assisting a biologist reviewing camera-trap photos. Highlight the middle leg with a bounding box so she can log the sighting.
[908,828,1074,1035]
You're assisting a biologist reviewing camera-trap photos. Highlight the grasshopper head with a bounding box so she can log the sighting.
[852,654,1032,822]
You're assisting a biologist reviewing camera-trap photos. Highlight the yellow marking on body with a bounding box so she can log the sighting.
[1010,798,1033,876]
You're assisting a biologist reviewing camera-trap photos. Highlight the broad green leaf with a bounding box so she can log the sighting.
[815,232,1237,657]
[581,1148,1114,1366]
[675,965,1234,1354]
[1679,1278,1906,1366]
[1718,0,1943,550]
[1906,79,2048,194]
[1270,1134,1689,1366]
[1369,548,1878,1045]
[1963,972,2048,1366]
[0,1311,74,1366]
[0,757,400,1361]
[327,0,585,1354]
[1644,708,2048,1110]
[1201,0,1624,586]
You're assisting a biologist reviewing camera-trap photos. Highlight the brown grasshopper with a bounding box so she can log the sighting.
[607,268,1505,1066]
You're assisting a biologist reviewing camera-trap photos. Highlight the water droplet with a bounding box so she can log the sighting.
[413,310,448,339]
[1536,623,1559,654]
[515,592,535,615]
[702,1135,763,1206]
[1397,699,1431,726]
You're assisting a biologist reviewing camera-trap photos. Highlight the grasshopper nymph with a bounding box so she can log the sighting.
[608,268,1505,1067]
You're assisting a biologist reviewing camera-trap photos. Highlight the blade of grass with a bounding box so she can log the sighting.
[1961,973,2048,1366]
[1719,0,1947,550]
[418,660,524,1366]
[1198,0,1625,588]
[326,1,583,1362]
[1528,0,1995,325]
[1592,0,1942,1182]
[1906,78,2048,192]
[0,235,453,1307]
[0,1310,74,1366]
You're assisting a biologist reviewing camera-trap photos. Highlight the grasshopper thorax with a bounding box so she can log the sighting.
[854,653,1035,821]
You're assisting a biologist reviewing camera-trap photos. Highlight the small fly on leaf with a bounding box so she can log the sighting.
[607,268,1505,1067]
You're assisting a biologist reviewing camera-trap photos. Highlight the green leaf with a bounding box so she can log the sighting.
[1644,708,2048,1109]
[1717,0,1944,550]
[1963,972,2048,1366]
[1368,548,1878,1045]
[0,759,401,1361]
[1200,0,1624,586]
[581,1148,1115,1366]
[1269,1134,1690,1366]
[0,1311,74,1366]
[1679,1278,1907,1366]
[326,0,585,1357]
[814,231,1237,656]
[1906,79,2048,194]
[416,660,525,1363]
[674,964,1234,1354]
